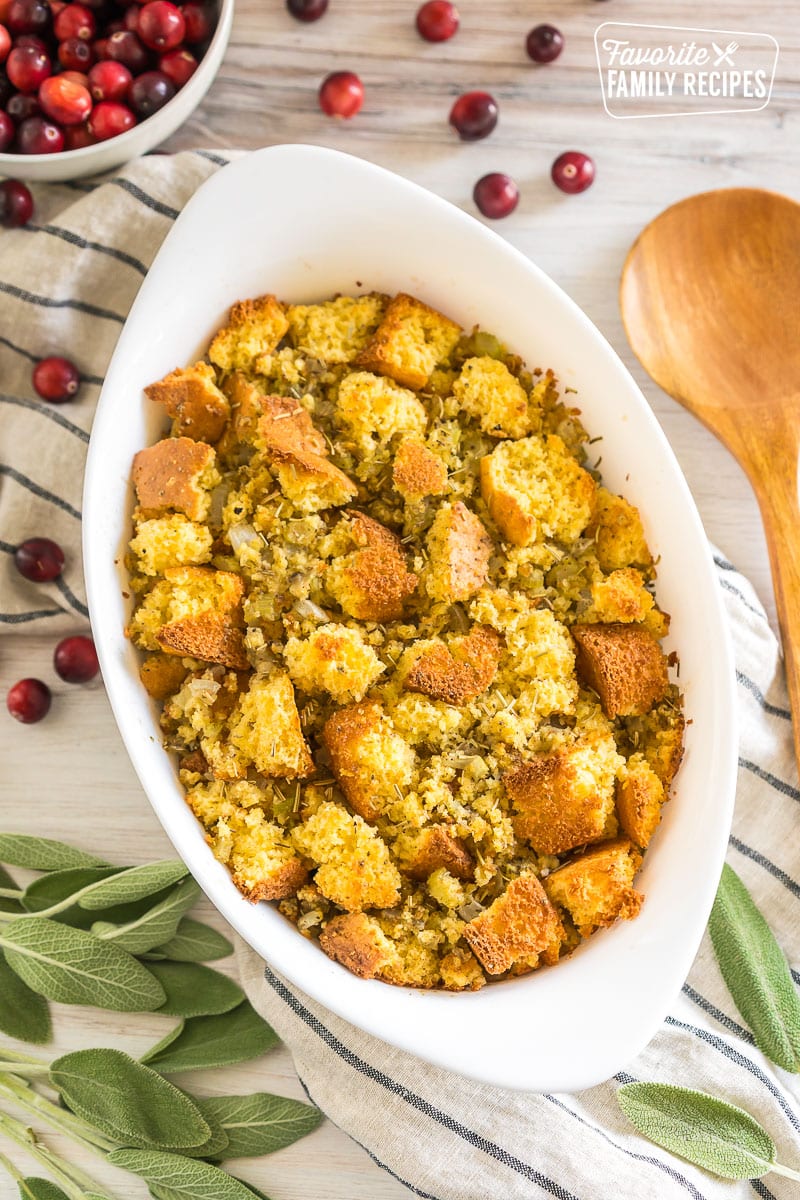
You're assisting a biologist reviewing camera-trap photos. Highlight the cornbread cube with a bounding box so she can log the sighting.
[464,873,564,976]
[132,437,220,522]
[392,438,448,501]
[336,371,428,453]
[326,512,418,622]
[270,446,358,513]
[139,653,190,701]
[544,838,643,937]
[145,362,230,444]
[581,567,667,636]
[211,804,307,902]
[322,700,416,823]
[404,624,502,706]
[505,734,623,855]
[480,434,595,547]
[129,513,213,576]
[283,623,384,703]
[220,372,268,449]
[208,294,289,372]
[396,824,473,881]
[319,912,401,979]
[354,292,461,390]
[287,293,386,364]
[633,703,685,786]
[228,672,314,779]
[588,487,652,572]
[129,566,247,670]
[451,356,531,439]
[616,753,666,848]
[425,500,493,603]
[258,394,328,457]
[388,693,469,748]
[571,623,669,718]
[439,947,486,991]
[292,801,401,911]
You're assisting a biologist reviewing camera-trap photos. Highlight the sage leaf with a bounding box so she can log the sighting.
[0,949,51,1043]
[17,1180,71,1200]
[142,1002,278,1073]
[0,863,22,914]
[78,861,189,911]
[198,1093,322,1158]
[617,1082,777,1179]
[709,864,800,1072]
[0,833,105,872]
[50,1049,212,1151]
[107,1149,258,1199]
[148,962,244,1018]
[150,1185,269,1200]
[0,917,166,1011]
[229,1182,271,1200]
[155,919,233,963]
[141,1019,185,1061]
[91,879,201,954]
[178,1109,230,1160]
[22,868,121,922]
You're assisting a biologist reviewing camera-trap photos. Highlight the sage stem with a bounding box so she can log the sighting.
[0,1107,99,1200]
[0,887,22,901]
[0,1073,118,1153]
[770,1161,800,1182]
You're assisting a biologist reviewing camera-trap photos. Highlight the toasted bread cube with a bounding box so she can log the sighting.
[284,623,384,703]
[222,807,307,902]
[354,292,461,390]
[228,672,314,780]
[320,912,401,979]
[588,487,652,572]
[158,618,249,671]
[287,293,386,364]
[505,734,622,855]
[480,434,595,547]
[129,566,246,667]
[139,653,191,700]
[404,624,502,706]
[257,394,328,457]
[464,873,564,976]
[451,356,531,439]
[396,824,473,881]
[132,437,220,522]
[292,801,401,911]
[439,947,486,991]
[582,567,664,630]
[145,362,230,444]
[219,371,268,449]
[326,512,418,622]
[392,438,448,501]
[129,513,213,576]
[322,700,416,823]
[425,500,493,603]
[336,371,428,453]
[544,839,643,936]
[270,446,357,514]
[571,622,669,718]
[616,753,665,848]
[208,294,289,371]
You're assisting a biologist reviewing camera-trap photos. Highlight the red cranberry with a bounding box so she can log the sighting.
[39,74,91,124]
[551,150,595,194]
[449,90,497,141]
[88,98,134,138]
[6,44,51,92]
[159,46,195,85]
[416,1,458,42]
[0,107,12,147]
[58,35,94,69]
[0,178,33,225]
[473,172,519,219]
[6,0,50,36]
[526,23,563,64]
[0,66,13,105]
[54,635,99,683]
[54,2,95,40]
[59,67,89,85]
[286,0,327,19]
[105,17,124,32]
[180,1,210,43]
[319,70,363,118]
[7,90,39,120]
[32,355,80,400]
[128,67,173,114]
[105,29,149,70]
[7,678,51,724]
[87,56,130,100]
[14,31,46,48]
[0,23,9,61]
[62,118,93,147]
[92,34,109,57]
[137,1,184,50]
[14,537,64,581]
[17,113,63,151]
[122,5,138,30]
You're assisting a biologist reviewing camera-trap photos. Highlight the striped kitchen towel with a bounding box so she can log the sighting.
[1,152,798,1200]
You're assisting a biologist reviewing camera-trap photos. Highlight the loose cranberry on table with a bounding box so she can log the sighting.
[33,354,80,401]
[526,23,563,64]
[128,68,174,116]
[88,57,131,101]
[7,678,51,724]
[58,34,94,70]
[318,70,363,119]
[17,113,64,151]
[0,178,33,225]
[6,43,50,92]
[159,46,196,86]
[53,2,95,42]
[137,1,184,51]
[449,90,497,141]
[551,150,595,194]
[54,635,99,683]
[88,98,135,139]
[39,73,92,123]
[286,0,328,21]
[473,172,519,219]
[14,537,64,582]
[416,1,459,43]
[6,0,50,36]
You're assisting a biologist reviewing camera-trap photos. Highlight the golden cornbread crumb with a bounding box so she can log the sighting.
[287,294,386,364]
[354,292,461,390]
[393,438,448,501]
[336,371,428,453]
[284,623,384,703]
[293,801,401,911]
[464,873,564,976]
[145,362,230,444]
[451,356,531,438]
[132,437,220,522]
[139,653,190,700]
[404,624,502,705]
[425,500,493,603]
[572,622,669,718]
[129,566,244,664]
[320,912,402,979]
[228,672,314,779]
[326,511,418,621]
[129,514,213,576]
[481,434,595,547]
[388,693,468,748]
[544,838,643,936]
[581,567,664,630]
[427,867,466,909]
[323,700,416,822]
[396,824,473,881]
[588,487,652,572]
[616,753,665,848]
[207,803,307,902]
[439,947,485,991]
[270,446,358,513]
[208,294,289,371]
[257,394,329,458]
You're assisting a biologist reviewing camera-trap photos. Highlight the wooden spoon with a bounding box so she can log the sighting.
[620,187,800,772]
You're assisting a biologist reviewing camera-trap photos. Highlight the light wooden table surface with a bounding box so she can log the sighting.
[2,0,799,1196]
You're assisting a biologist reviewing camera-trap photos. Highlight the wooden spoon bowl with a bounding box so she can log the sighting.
[620,187,800,771]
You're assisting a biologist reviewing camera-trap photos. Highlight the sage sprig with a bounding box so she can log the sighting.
[0,834,105,872]
[141,1002,280,1073]
[146,962,245,1019]
[198,1094,324,1159]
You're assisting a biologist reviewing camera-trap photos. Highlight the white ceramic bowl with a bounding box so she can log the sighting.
[84,144,738,1093]
[0,0,233,183]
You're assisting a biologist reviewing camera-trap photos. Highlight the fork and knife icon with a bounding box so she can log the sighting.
[711,40,738,66]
